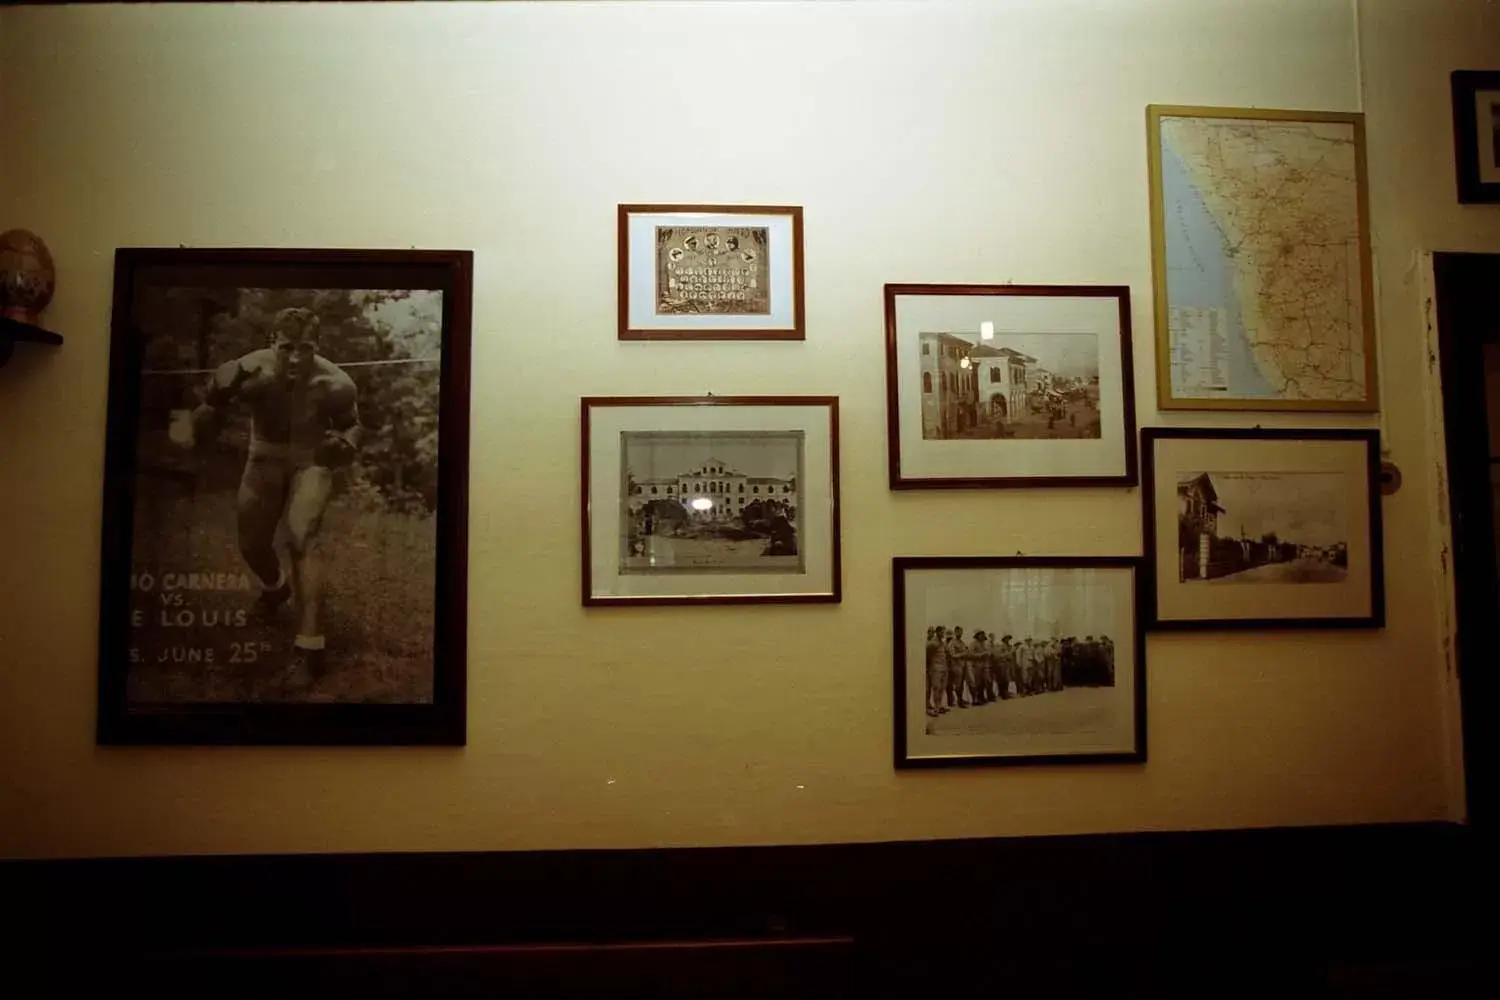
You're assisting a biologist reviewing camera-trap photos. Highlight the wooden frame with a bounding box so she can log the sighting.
[893,556,1146,769]
[883,283,1138,489]
[1452,71,1500,204]
[617,204,805,341]
[1140,427,1385,631]
[98,248,472,745]
[1147,104,1378,412]
[581,395,840,606]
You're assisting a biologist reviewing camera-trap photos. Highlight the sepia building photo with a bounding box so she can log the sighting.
[918,330,1101,440]
[621,432,803,573]
[1177,471,1350,584]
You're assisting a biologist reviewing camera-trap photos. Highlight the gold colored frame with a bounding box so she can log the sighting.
[1146,104,1379,413]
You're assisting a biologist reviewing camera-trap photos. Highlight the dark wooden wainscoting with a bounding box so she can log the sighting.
[2,822,1485,998]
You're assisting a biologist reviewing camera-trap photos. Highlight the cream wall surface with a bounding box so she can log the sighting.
[0,0,1494,859]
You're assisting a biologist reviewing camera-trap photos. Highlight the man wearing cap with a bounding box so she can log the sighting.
[967,630,990,706]
[924,627,943,716]
[996,635,1016,699]
[175,306,361,679]
[1014,641,1038,695]
[930,627,951,715]
[946,627,970,708]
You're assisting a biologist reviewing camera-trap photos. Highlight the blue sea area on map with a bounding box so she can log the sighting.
[1162,145,1276,398]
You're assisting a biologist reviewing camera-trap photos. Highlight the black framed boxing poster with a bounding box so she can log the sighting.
[97,248,472,745]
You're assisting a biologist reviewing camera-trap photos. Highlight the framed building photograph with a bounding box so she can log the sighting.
[1141,428,1384,630]
[1147,105,1378,411]
[581,396,839,605]
[883,283,1137,489]
[98,248,472,745]
[893,556,1145,768]
[617,204,804,340]
[1452,71,1500,203]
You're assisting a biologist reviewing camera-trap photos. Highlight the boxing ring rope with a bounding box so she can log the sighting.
[141,357,441,377]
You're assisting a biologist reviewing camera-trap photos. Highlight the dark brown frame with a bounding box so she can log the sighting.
[98,248,472,745]
[580,395,840,606]
[892,555,1147,768]
[1140,427,1385,632]
[883,283,1138,489]
[617,204,806,341]
[1452,71,1500,204]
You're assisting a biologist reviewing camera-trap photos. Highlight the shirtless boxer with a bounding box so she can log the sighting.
[170,306,361,677]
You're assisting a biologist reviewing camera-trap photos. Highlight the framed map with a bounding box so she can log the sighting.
[1147,105,1378,412]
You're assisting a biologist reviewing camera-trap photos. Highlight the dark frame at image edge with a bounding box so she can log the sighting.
[96,248,473,746]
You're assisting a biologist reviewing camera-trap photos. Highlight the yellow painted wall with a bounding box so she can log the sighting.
[0,1,1495,860]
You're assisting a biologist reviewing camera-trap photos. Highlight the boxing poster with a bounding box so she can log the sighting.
[98,250,471,744]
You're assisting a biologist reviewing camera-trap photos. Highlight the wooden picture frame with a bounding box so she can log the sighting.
[98,248,472,745]
[1147,104,1378,412]
[581,395,840,605]
[1452,71,1500,204]
[1140,427,1385,631]
[893,556,1146,768]
[883,283,1138,489]
[617,204,805,341]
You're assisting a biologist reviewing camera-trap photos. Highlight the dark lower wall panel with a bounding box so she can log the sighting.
[1,822,1485,997]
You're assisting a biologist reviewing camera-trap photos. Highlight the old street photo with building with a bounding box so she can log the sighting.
[621,432,803,574]
[919,331,1101,440]
[1177,471,1349,584]
[655,226,771,316]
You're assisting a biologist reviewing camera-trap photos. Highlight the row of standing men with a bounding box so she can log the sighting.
[924,626,1116,717]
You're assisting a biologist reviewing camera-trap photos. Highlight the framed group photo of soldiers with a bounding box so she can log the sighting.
[893,556,1146,768]
[97,248,472,745]
[883,283,1138,489]
[617,204,805,341]
[1141,427,1385,631]
[581,395,840,606]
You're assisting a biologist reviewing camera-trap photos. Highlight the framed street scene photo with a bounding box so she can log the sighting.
[617,204,804,340]
[98,248,472,745]
[1141,428,1385,631]
[582,396,840,605]
[893,556,1145,768]
[1452,71,1500,203]
[883,283,1137,489]
[1147,105,1378,411]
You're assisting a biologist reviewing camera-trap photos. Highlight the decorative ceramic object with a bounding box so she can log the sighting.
[0,229,56,325]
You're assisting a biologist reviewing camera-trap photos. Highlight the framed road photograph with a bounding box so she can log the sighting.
[1452,71,1500,203]
[1141,428,1385,630]
[884,283,1137,488]
[617,204,805,340]
[893,556,1145,768]
[98,248,472,745]
[582,396,839,605]
[1147,105,1378,412]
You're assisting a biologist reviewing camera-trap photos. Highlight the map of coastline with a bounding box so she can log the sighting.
[1159,115,1368,403]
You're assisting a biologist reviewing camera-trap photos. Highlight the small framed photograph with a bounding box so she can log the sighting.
[98,248,472,745]
[894,556,1145,768]
[617,204,805,340]
[581,396,840,605]
[1141,428,1385,630]
[883,283,1138,489]
[1452,71,1500,203]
